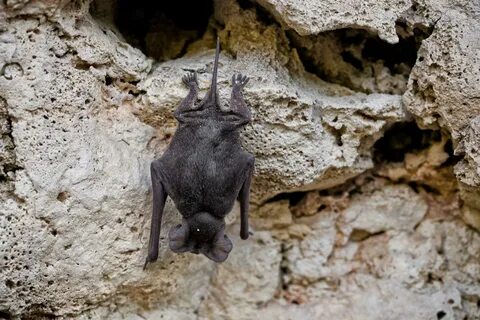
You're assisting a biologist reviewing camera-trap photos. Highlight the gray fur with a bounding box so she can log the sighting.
[144,38,254,268]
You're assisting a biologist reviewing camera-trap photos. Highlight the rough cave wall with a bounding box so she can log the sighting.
[0,0,479,319]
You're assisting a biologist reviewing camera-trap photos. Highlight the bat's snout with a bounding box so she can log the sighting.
[168,213,233,262]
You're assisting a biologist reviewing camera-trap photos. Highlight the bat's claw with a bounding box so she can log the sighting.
[182,72,198,88]
[232,73,249,89]
[143,254,158,270]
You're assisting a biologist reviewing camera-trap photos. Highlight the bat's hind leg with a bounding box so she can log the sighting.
[174,72,199,122]
[229,74,251,126]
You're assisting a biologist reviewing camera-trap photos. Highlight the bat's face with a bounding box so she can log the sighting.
[168,212,233,262]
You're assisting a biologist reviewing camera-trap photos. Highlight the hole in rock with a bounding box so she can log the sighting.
[362,21,429,72]
[441,138,462,167]
[265,191,306,206]
[90,0,214,61]
[56,191,69,202]
[5,279,14,289]
[104,75,113,86]
[349,229,372,241]
[24,309,56,320]
[408,181,441,195]
[0,310,12,319]
[237,0,279,26]
[373,122,441,163]
[341,51,363,70]
[288,21,434,94]
[436,311,446,319]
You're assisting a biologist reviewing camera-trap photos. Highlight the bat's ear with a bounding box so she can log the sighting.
[204,234,233,263]
[169,223,190,253]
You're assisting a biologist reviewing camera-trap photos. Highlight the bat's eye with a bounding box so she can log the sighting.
[196,228,200,232]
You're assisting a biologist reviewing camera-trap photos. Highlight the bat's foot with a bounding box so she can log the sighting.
[182,72,198,88]
[232,73,249,90]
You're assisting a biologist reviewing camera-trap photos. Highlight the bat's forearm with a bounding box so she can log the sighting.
[239,159,254,240]
[145,163,167,269]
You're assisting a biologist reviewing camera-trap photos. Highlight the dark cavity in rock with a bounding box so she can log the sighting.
[373,122,441,163]
[288,21,434,94]
[90,0,214,61]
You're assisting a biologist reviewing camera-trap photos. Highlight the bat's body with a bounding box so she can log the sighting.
[145,38,254,267]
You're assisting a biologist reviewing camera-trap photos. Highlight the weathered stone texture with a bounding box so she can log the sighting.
[0,0,479,318]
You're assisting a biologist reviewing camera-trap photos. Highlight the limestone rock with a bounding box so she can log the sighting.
[1,0,480,318]
[342,185,428,235]
[404,10,480,138]
[286,211,338,282]
[280,218,480,320]
[402,3,480,229]
[254,0,411,43]
[251,199,292,230]
[456,116,480,230]
[199,231,282,320]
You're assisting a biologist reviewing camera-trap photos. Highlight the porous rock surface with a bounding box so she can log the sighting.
[0,0,479,319]
[255,0,411,43]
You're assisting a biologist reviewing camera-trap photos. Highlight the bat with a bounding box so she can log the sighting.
[144,37,254,268]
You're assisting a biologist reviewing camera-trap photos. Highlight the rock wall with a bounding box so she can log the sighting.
[0,0,479,319]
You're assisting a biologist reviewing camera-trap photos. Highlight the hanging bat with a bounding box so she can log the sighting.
[144,37,254,268]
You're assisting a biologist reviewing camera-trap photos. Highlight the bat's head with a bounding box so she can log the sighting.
[168,212,233,262]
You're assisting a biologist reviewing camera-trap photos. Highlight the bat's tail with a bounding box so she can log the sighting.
[209,37,220,103]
